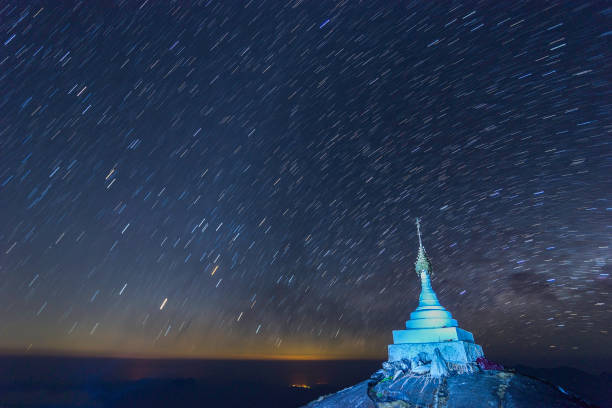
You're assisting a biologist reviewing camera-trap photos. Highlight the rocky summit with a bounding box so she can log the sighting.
[303,361,596,408]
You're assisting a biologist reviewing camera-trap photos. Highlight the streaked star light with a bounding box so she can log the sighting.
[0,1,609,371]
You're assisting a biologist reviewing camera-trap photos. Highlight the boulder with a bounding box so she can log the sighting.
[411,364,430,375]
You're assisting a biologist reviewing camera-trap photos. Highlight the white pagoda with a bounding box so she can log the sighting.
[388,219,484,364]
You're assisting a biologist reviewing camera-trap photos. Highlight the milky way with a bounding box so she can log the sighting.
[0,1,610,370]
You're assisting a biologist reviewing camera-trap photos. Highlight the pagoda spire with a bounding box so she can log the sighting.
[414,218,432,276]
[387,218,484,365]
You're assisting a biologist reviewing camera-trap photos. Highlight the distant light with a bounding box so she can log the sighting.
[320,19,330,29]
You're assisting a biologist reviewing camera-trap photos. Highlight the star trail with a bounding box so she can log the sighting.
[0,1,610,371]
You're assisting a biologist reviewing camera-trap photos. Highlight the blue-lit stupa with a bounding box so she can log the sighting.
[388,219,484,364]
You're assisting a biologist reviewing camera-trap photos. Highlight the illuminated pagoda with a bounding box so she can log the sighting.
[388,219,484,364]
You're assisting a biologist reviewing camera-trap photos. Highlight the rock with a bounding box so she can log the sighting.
[304,380,376,408]
[409,356,421,369]
[370,369,385,381]
[303,370,596,408]
[476,356,504,371]
[396,359,411,371]
[447,361,477,375]
[430,348,450,378]
[380,359,411,379]
[417,352,430,364]
[375,401,411,408]
[411,364,430,375]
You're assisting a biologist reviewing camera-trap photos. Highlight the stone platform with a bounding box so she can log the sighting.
[392,326,475,344]
[388,340,484,364]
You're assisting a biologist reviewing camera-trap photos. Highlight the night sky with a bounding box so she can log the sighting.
[0,1,610,371]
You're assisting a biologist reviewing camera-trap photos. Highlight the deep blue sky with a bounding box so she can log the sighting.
[0,1,610,371]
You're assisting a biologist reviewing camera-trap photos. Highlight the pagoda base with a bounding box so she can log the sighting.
[388,341,484,364]
[392,326,474,344]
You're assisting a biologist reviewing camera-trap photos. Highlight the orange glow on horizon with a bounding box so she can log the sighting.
[0,346,384,361]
